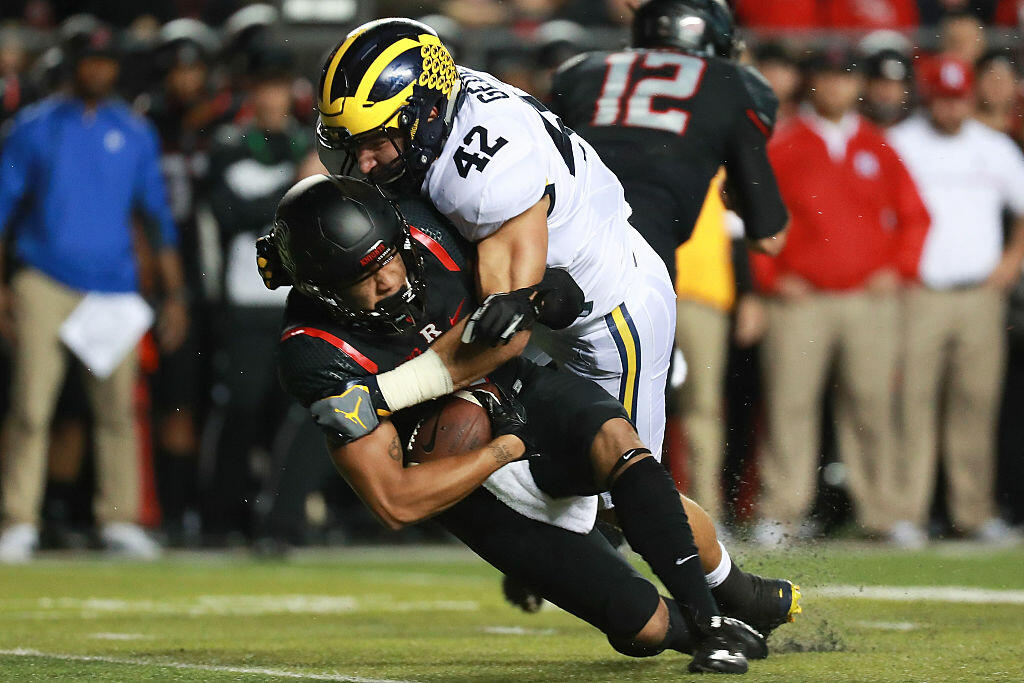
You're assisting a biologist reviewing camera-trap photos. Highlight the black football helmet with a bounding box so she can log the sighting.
[632,0,737,59]
[258,175,425,334]
[316,18,461,188]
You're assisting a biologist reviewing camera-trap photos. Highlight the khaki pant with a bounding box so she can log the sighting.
[674,299,730,520]
[1,269,139,527]
[760,290,899,532]
[898,286,1005,531]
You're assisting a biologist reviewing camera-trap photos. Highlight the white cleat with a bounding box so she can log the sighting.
[887,520,928,550]
[100,522,162,560]
[971,518,1021,547]
[0,523,39,564]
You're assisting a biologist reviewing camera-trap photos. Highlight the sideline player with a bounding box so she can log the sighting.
[260,176,801,672]
[548,0,788,282]
[314,18,677,476]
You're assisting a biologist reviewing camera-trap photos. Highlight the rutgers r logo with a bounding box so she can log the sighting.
[419,324,442,343]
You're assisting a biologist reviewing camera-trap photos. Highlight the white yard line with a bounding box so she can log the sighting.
[818,585,1024,604]
[2,594,478,619]
[0,648,412,682]
[851,621,920,631]
[481,626,557,636]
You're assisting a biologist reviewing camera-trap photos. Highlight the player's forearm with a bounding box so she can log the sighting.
[475,198,549,295]
[374,322,528,410]
[369,435,523,530]
[430,319,529,389]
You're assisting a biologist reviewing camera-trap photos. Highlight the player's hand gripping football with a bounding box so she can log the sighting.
[471,387,537,460]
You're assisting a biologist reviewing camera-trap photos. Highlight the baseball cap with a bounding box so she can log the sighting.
[918,54,974,99]
[803,44,863,75]
[865,49,912,82]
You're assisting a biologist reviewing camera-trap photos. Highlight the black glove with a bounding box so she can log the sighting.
[533,268,585,330]
[471,387,536,459]
[461,288,538,346]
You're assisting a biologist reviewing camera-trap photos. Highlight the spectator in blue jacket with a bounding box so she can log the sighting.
[0,23,188,562]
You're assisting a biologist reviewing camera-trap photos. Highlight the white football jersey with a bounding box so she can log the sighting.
[422,67,642,328]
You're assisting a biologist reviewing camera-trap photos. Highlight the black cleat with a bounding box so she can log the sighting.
[744,577,802,638]
[689,616,760,674]
[502,574,544,613]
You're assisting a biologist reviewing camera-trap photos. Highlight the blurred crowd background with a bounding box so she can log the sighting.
[0,0,1023,559]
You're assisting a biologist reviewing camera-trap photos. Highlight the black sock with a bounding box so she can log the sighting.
[711,562,756,617]
[610,457,720,629]
[659,597,696,654]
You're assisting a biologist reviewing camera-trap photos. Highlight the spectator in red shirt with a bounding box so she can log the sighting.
[752,46,931,547]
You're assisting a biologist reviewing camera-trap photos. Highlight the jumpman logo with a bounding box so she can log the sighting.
[334,395,368,430]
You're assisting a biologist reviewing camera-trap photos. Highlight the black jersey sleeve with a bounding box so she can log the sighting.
[723,65,788,241]
[397,196,474,268]
[276,329,363,410]
[737,65,780,135]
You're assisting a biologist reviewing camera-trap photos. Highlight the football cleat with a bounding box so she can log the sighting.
[689,616,761,674]
[748,578,802,639]
[502,574,544,613]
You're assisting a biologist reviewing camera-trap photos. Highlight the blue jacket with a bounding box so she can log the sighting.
[0,96,178,293]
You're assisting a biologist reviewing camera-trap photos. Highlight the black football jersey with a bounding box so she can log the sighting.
[550,49,788,276]
[276,197,476,438]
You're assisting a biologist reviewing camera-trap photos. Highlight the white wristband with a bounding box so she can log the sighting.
[375,348,455,412]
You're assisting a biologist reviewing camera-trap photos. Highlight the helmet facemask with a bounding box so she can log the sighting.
[281,221,428,335]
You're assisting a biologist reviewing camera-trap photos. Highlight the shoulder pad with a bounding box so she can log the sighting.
[276,320,368,409]
[432,116,546,241]
[737,65,780,135]
[310,385,380,445]
[396,197,473,267]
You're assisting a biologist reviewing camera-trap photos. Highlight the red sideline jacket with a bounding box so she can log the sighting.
[753,113,930,294]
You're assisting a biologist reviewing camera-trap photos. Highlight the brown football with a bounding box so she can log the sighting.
[405,383,498,465]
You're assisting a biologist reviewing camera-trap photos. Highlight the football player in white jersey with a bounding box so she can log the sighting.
[311,18,778,669]
[316,18,673,479]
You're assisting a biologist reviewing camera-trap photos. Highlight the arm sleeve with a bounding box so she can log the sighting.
[884,147,930,280]
[134,123,179,249]
[0,117,33,239]
[723,68,788,241]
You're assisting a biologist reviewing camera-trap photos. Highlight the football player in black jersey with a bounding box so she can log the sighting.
[260,175,801,673]
[549,0,789,281]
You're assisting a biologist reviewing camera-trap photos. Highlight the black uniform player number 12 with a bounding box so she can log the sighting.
[592,52,706,136]
[453,126,509,178]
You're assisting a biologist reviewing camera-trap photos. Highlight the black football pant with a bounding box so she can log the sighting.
[438,487,693,651]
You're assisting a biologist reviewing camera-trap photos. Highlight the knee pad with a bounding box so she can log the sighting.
[603,575,662,647]
[607,633,665,658]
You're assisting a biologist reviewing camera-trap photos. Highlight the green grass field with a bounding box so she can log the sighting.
[0,543,1021,681]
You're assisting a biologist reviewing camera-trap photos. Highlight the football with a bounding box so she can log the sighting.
[405,384,498,465]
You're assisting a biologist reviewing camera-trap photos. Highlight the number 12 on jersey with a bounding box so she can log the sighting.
[592,52,706,135]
